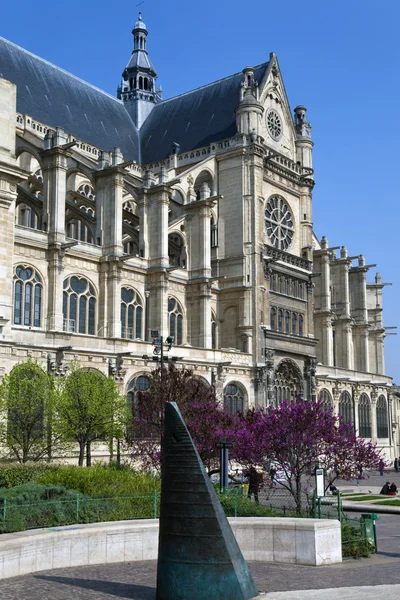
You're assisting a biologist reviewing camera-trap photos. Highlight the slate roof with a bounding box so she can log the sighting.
[140,62,269,164]
[0,35,269,167]
[126,50,156,74]
[0,37,140,161]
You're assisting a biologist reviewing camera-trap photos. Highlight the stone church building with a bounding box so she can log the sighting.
[0,15,397,458]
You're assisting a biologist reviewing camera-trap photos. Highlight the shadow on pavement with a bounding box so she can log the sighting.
[34,575,156,599]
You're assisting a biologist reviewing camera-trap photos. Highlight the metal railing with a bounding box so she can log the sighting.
[63,318,76,333]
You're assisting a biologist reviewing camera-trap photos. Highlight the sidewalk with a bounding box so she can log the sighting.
[260,585,400,599]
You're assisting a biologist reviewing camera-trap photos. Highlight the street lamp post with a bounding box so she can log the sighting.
[218,439,233,493]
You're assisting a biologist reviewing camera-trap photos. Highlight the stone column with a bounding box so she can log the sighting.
[94,149,124,256]
[370,390,378,443]
[47,247,64,330]
[145,170,171,339]
[313,238,333,366]
[41,127,71,244]
[106,259,122,339]
[97,259,108,337]
[331,247,353,369]
[184,187,216,348]
[354,392,360,434]
[0,78,28,338]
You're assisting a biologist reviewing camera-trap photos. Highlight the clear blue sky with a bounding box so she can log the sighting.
[1,0,399,381]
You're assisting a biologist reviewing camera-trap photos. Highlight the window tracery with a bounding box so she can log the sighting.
[273,359,303,405]
[318,388,333,408]
[120,288,143,340]
[168,297,183,345]
[358,393,371,438]
[376,395,389,438]
[339,391,353,425]
[63,276,96,335]
[13,265,42,328]
[265,195,294,251]
[224,383,245,414]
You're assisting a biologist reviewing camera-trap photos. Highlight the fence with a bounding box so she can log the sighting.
[0,488,374,557]
[0,492,161,534]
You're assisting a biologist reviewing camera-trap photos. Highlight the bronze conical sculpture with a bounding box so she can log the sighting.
[156,402,258,600]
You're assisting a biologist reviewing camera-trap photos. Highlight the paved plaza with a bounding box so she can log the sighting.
[0,513,399,599]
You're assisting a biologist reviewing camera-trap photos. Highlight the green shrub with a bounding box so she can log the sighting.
[0,463,60,489]
[341,521,373,558]
[36,463,160,496]
[219,493,276,517]
[0,481,160,533]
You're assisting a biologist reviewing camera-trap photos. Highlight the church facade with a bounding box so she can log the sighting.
[0,15,397,459]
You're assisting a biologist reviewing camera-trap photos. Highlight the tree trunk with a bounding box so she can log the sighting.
[117,438,121,467]
[295,475,303,515]
[86,441,92,467]
[78,441,85,466]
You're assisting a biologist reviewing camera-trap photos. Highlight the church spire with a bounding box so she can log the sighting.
[117,13,162,128]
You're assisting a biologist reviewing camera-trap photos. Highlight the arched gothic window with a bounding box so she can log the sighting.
[66,218,94,243]
[168,297,183,345]
[13,266,42,327]
[120,288,143,339]
[211,218,218,248]
[318,389,333,408]
[127,375,151,412]
[224,383,245,414]
[270,307,276,330]
[358,393,372,438]
[285,311,290,334]
[278,309,283,333]
[211,311,217,349]
[299,315,304,336]
[63,276,96,335]
[376,395,389,438]
[273,359,303,405]
[339,391,353,425]
[292,313,297,335]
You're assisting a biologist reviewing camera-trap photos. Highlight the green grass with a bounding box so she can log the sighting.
[344,496,386,502]
[374,499,400,506]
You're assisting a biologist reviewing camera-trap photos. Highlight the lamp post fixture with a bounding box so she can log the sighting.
[150,330,175,370]
[218,439,233,493]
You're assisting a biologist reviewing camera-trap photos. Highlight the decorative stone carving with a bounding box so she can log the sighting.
[304,356,318,399]
[108,355,127,382]
[47,349,69,377]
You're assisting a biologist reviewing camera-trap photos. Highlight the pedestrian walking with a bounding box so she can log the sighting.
[379,459,385,476]
[356,463,363,486]
[269,465,277,488]
[244,466,261,505]
[394,458,398,473]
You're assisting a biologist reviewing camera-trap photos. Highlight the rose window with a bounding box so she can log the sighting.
[267,109,282,141]
[265,196,294,250]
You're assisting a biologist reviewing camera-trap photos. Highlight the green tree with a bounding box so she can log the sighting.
[56,365,127,466]
[0,359,56,463]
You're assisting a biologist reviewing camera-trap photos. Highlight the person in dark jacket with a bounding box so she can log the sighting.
[380,481,390,495]
[245,466,261,505]
[394,458,399,473]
